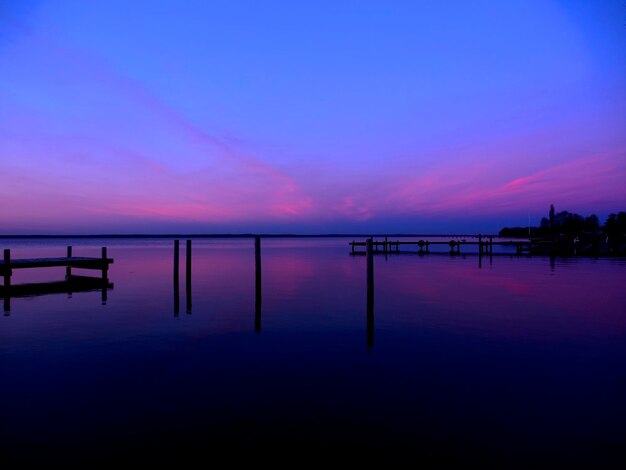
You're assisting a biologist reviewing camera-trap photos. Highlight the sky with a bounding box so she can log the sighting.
[1,0,625,234]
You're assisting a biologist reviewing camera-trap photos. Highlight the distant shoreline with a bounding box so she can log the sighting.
[0,233,500,239]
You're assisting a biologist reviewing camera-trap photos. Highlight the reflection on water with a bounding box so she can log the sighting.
[0,237,625,465]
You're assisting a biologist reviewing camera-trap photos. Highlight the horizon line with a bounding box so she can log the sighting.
[0,232,506,239]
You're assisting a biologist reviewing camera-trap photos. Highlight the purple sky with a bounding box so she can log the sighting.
[1,0,625,234]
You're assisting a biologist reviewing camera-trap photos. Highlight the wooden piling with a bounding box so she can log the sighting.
[366,239,374,297]
[255,236,262,332]
[66,246,72,278]
[174,240,180,280]
[173,240,180,316]
[101,247,108,304]
[186,240,192,314]
[101,247,108,280]
[366,238,374,286]
[3,249,10,313]
[3,249,10,287]
[186,240,192,279]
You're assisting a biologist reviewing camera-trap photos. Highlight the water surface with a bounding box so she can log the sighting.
[1,238,625,466]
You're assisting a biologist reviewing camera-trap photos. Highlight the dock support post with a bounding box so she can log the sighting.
[186,240,192,314]
[255,236,262,332]
[478,235,482,255]
[173,240,180,316]
[66,246,72,278]
[101,247,108,305]
[3,249,11,288]
[101,247,108,280]
[3,249,10,313]
[174,240,180,281]
[351,241,355,254]
[367,238,374,289]
[366,238,374,349]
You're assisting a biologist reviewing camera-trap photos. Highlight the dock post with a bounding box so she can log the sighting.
[66,246,72,278]
[351,241,355,254]
[366,238,374,288]
[174,240,180,281]
[173,240,180,316]
[101,247,108,280]
[366,238,374,349]
[255,236,262,332]
[3,249,11,288]
[101,247,108,305]
[478,234,482,255]
[186,240,192,279]
[3,249,10,313]
[384,236,388,254]
[186,240,192,314]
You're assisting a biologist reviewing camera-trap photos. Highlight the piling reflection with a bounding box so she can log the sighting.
[366,238,374,349]
[173,275,180,316]
[172,239,193,315]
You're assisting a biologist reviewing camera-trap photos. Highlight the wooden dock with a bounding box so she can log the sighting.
[349,236,532,255]
[1,246,113,312]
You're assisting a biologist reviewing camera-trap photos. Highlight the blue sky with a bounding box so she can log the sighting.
[1,0,625,233]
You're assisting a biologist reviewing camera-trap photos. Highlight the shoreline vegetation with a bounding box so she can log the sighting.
[499,206,626,256]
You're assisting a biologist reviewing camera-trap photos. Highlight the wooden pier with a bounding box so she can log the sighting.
[1,246,113,312]
[349,236,532,255]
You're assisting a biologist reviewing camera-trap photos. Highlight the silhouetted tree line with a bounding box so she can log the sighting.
[499,205,626,255]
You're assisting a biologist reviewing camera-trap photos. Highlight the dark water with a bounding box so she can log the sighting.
[1,238,625,466]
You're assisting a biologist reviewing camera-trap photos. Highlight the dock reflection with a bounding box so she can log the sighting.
[173,239,192,316]
[2,275,113,314]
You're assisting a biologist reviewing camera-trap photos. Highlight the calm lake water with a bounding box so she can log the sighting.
[1,237,625,466]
